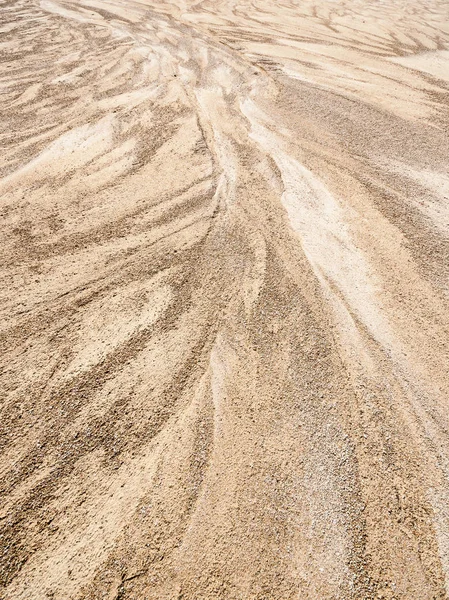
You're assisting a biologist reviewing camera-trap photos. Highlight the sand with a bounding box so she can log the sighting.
[1,0,449,598]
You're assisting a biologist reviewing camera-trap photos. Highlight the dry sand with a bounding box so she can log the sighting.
[1,0,449,598]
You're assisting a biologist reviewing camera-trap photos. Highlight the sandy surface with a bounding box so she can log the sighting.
[1,0,449,598]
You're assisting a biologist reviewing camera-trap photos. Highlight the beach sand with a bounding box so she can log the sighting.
[1,0,449,597]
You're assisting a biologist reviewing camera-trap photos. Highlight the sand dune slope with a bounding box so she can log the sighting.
[1,0,449,598]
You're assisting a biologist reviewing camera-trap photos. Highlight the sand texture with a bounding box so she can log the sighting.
[1,0,449,598]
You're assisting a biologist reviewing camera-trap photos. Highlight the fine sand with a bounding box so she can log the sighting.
[1,0,449,598]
